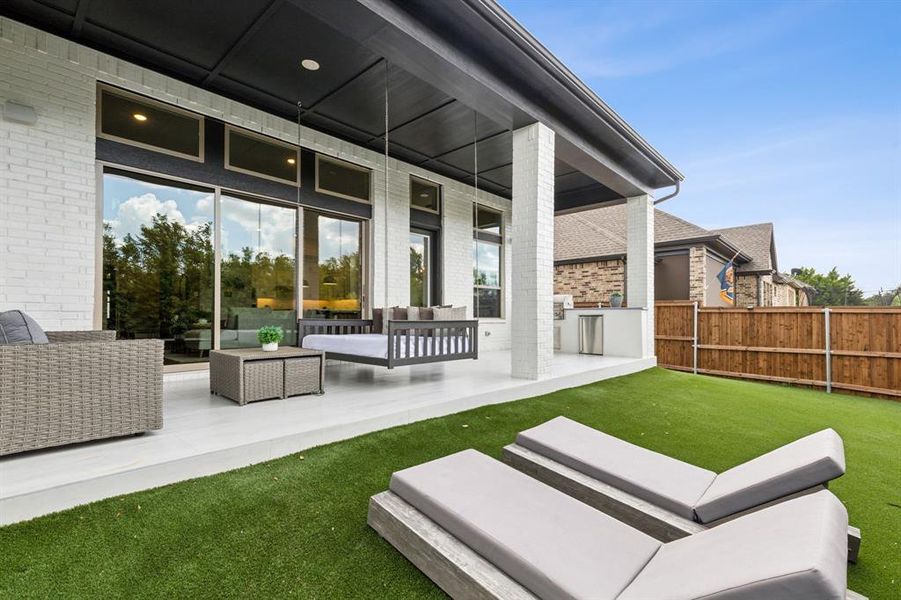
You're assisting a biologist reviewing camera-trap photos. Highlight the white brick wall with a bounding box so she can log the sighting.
[0,18,516,348]
[511,122,555,379]
[626,194,655,358]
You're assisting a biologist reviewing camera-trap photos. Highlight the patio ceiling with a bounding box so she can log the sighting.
[1,0,683,211]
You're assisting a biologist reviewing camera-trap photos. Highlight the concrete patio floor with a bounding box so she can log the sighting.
[0,350,654,525]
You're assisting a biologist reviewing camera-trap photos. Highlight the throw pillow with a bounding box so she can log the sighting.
[0,310,49,345]
[417,307,434,320]
[432,306,467,321]
[390,306,408,321]
[372,308,384,334]
[407,306,421,320]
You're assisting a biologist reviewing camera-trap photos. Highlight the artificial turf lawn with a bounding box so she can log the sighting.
[1,368,898,599]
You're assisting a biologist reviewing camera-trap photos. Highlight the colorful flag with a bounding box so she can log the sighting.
[717,260,736,305]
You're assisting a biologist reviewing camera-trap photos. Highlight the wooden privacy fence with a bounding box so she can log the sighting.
[655,302,901,400]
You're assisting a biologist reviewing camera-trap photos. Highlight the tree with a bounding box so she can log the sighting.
[792,267,865,306]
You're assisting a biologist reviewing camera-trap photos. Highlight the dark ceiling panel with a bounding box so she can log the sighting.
[313,63,452,138]
[555,170,598,194]
[391,101,505,158]
[3,0,74,31]
[440,130,511,174]
[85,0,268,71]
[218,3,378,108]
[478,163,512,189]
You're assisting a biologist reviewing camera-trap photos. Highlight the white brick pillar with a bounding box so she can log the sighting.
[511,122,555,379]
[626,194,655,358]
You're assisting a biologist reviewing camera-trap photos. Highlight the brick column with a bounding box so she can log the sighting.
[511,122,555,379]
[626,194,655,358]
[689,245,707,305]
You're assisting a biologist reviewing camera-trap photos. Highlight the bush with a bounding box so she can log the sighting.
[257,326,284,345]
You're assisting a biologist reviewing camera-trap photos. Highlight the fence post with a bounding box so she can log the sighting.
[824,307,832,393]
[692,301,699,374]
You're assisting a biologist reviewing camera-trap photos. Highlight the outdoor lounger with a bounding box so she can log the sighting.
[368,449,865,600]
[502,417,861,562]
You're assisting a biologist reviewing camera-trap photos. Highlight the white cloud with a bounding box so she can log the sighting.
[108,193,186,241]
[221,197,296,257]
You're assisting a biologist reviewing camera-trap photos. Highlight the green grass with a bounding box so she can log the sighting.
[1,368,899,598]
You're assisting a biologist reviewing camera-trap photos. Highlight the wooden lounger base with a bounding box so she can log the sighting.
[368,489,866,600]
[368,491,536,600]
[502,443,862,564]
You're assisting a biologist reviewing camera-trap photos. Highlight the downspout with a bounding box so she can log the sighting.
[653,180,680,205]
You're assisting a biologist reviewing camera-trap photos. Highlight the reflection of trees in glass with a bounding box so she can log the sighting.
[103,215,213,338]
[410,245,425,306]
[318,252,361,300]
[221,249,296,309]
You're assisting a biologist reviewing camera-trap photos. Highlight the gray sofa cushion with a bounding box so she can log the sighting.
[694,429,845,523]
[517,417,716,520]
[619,490,848,599]
[390,449,660,600]
[0,310,49,345]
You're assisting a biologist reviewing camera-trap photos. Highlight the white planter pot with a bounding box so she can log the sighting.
[261,342,279,352]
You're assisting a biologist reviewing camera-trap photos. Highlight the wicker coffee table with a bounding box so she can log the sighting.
[209,347,325,405]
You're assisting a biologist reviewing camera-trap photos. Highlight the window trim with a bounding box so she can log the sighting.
[224,125,300,186]
[410,175,441,214]
[96,83,205,163]
[314,154,373,204]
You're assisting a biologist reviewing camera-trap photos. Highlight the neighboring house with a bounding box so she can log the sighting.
[555,207,809,307]
[0,1,683,379]
[711,224,812,307]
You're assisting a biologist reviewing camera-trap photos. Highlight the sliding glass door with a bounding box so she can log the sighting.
[302,211,362,319]
[102,171,215,365]
[220,195,298,348]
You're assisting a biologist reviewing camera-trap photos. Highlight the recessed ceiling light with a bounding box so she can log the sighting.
[419,193,430,198]
[287,158,296,165]
[301,59,320,71]
[133,113,148,122]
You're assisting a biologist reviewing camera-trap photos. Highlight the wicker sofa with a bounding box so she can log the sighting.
[0,330,164,456]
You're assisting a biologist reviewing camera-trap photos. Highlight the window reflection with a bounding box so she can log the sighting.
[220,196,297,348]
[102,172,214,364]
[303,212,362,319]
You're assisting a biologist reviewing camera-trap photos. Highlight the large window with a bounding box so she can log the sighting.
[102,171,214,364]
[225,126,299,185]
[220,195,298,348]
[410,231,432,307]
[473,205,503,318]
[302,211,363,319]
[98,86,203,161]
[315,155,371,203]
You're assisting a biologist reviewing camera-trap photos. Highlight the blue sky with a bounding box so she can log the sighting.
[503,0,900,294]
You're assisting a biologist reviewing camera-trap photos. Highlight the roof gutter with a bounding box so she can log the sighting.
[653,180,680,205]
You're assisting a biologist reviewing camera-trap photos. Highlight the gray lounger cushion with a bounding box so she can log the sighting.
[0,309,49,345]
[516,416,716,520]
[619,489,848,599]
[389,449,661,600]
[693,428,845,523]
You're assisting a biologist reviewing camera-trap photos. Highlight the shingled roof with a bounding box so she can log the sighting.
[711,223,776,272]
[555,205,744,263]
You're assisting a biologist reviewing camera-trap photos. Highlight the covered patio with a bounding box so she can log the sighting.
[0,351,653,525]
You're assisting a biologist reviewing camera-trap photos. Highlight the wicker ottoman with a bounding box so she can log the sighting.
[210,347,325,405]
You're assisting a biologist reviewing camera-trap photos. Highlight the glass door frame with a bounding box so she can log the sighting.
[96,162,370,372]
[409,228,434,307]
[300,207,368,320]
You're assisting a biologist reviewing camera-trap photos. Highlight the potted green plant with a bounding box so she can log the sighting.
[610,291,624,308]
[257,326,284,352]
